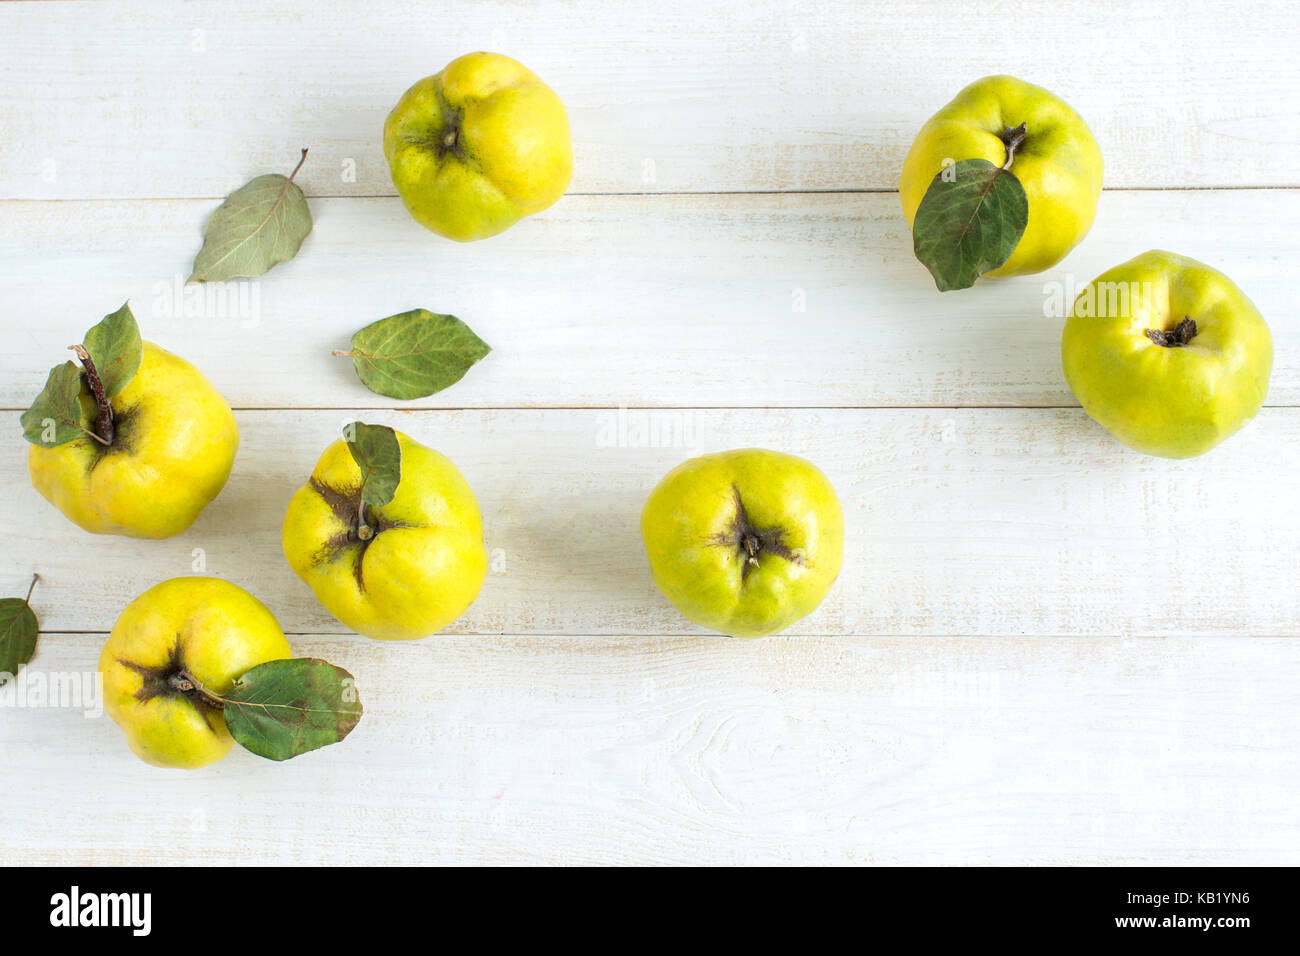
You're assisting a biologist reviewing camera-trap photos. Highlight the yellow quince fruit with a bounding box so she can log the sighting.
[28,342,238,538]
[282,429,488,639]
[99,577,292,769]
[383,52,573,241]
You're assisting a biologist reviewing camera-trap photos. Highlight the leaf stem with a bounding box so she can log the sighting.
[1000,123,1028,170]
[68,344,114,445]
[74,423,111,446]
[288,147,309,183]
[25,573,38,605]
[260,149,311,228]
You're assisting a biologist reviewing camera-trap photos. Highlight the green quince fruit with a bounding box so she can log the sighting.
[1061,250,1272,458]
[900,74,1103,276]
[640,448,844,638]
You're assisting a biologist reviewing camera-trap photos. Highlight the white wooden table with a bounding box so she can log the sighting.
[2,0,1298,865]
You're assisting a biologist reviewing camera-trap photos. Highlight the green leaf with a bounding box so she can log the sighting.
[342,308,491,400]
[344,422,402,509]
[19,361,94,447]
[188,150,313,283]
[82,301,143,398]
[911,158,1028,292]
[0,582,39,686]
[222,658,363,762]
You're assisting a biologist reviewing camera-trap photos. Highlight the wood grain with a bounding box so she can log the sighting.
[5,407,1297,638]
[2,190,1296,411]
[1,0,1297,198]
[2,0,1297,866]
[3,632,1297,865]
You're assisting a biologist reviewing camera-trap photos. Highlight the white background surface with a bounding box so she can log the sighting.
[1,0,1298,865]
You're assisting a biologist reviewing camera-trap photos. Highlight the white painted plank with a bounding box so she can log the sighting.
[2,0,1298,868]
[2,190,1296,410]
[4,407,1297,638]
[1,0,1297,198]
[4,633,1297,864]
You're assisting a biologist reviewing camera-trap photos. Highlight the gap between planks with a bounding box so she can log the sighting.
[9,186,1300,203]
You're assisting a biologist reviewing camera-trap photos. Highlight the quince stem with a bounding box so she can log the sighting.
[68,344,113,446]
[1145,316,1198,348]
[1000,123,1028,170]
[716,485,804,584]
[168,669,227,711]
[356,501,374,541]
